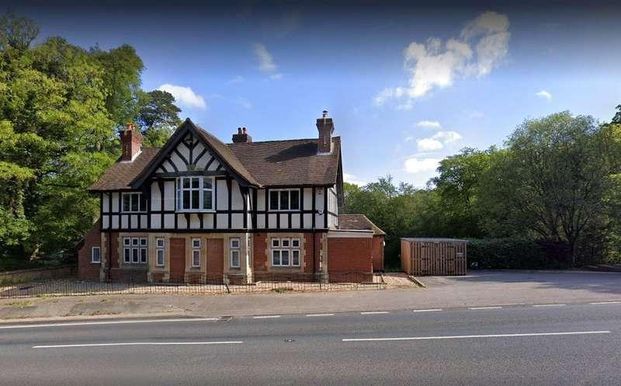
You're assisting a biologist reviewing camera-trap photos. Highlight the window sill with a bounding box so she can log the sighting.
[120,211,148,214]
[90,261,101,265]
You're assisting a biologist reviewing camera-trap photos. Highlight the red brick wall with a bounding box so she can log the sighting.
[328,237,373,282]
[372,235,385,272]
[303,232,322,274]
[77,220,101,281]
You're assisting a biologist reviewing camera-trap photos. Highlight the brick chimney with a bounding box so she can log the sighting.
[232,127,252,143]
[316,110,334,154]
[120,123,143,161]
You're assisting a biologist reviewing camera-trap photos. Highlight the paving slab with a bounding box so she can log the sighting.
[1,270,620,323]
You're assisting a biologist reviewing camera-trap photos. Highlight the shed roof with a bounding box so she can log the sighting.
[339,214,385,236]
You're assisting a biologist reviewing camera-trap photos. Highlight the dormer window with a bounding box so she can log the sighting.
[269,189,300,211]
[177,176,214,212]
[121,192,146,213]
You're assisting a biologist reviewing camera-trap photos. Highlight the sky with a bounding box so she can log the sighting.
[8,0,621,187]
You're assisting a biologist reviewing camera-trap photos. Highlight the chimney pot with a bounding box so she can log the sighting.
[232,127,252,143]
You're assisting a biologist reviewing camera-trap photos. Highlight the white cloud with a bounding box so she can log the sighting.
[253,43,283,80]
[416,120,442,129]
[415,130,463,152]
[375,11,510,107]
[536,90,552,100]
[433,130,462,143]
[416,138,443,151]
[344,173,367,186]
[158,84,206,110]
[404,157,441,174]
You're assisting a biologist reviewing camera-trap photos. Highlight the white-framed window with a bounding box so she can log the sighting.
[155,238,165,267]
[230,238,241,268]
[191,238,201,267]
[269,189,300,211]
[121,192,146,213]
[123,237,147,264]
[177,176,214,212]
[271,237,301,267]
[91,246,101,263]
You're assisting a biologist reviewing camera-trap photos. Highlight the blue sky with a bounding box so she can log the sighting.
[11,1,621,186]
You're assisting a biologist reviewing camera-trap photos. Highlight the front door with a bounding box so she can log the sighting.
[169,238,186,282]
[206,238,224,283]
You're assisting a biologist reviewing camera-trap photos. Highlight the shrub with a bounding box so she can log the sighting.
[468,238,571,270]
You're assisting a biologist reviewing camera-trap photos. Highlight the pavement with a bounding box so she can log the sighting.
[0,302,620,384]
[1,270,621,322]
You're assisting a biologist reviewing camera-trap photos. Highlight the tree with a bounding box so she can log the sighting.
[136,90,182,146]
[430,148,497,238]
[491,112,612,265]
[90,44,144,127]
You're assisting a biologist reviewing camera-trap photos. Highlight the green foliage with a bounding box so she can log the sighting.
[467,238,569,270]
[0,13,179,262]
[345,111,621,269]
[137,90,181,146]
[90,44,144,126]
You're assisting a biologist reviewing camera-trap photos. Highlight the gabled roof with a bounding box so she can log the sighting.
[89,118,342,191]
[129,119,259,188]
[228,137,341,186]
[339,214,385,236]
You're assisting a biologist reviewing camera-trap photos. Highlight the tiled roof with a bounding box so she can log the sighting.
[338,214,385,236]
[193,123,260,186]
[89,148,160,191]
[89,119,341,191]
[228,137,341,186]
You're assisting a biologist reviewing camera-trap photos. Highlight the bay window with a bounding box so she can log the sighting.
[177,176,214,212]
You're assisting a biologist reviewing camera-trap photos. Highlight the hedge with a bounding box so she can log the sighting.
[467,238,571,270]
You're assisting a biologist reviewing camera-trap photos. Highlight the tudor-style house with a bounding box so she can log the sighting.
[78,112,384,283]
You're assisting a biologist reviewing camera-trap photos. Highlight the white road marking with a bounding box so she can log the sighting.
[469,306,503,310]
[342,330,611,342]
[412,309,443,313]
[253,315,281,319]
[33,341,243,349]
[589,301,621,305]
[306,313,335,317]
[0,317,221,330]
[533,304,566,307]
[360,311,390,315]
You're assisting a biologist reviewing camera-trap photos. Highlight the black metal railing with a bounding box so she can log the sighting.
[0,272,384,299]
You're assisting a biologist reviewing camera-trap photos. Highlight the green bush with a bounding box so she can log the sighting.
[468,238,571,270]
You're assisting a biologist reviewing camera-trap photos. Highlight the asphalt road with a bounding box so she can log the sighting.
[1,303,620,385]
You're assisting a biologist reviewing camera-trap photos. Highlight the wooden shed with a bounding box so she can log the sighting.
[401,238,468,276]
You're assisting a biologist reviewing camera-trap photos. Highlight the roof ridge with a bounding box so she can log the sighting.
[227,136,341,145]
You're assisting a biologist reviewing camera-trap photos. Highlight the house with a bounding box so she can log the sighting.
[77,112,384,284]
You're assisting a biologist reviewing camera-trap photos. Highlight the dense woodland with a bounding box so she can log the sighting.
[1,14,620,270]
[0,15,182,269]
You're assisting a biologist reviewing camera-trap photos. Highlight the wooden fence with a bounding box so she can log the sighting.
[401,238,467,276]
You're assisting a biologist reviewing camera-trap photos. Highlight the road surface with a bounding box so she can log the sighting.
[1,302,620,385]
